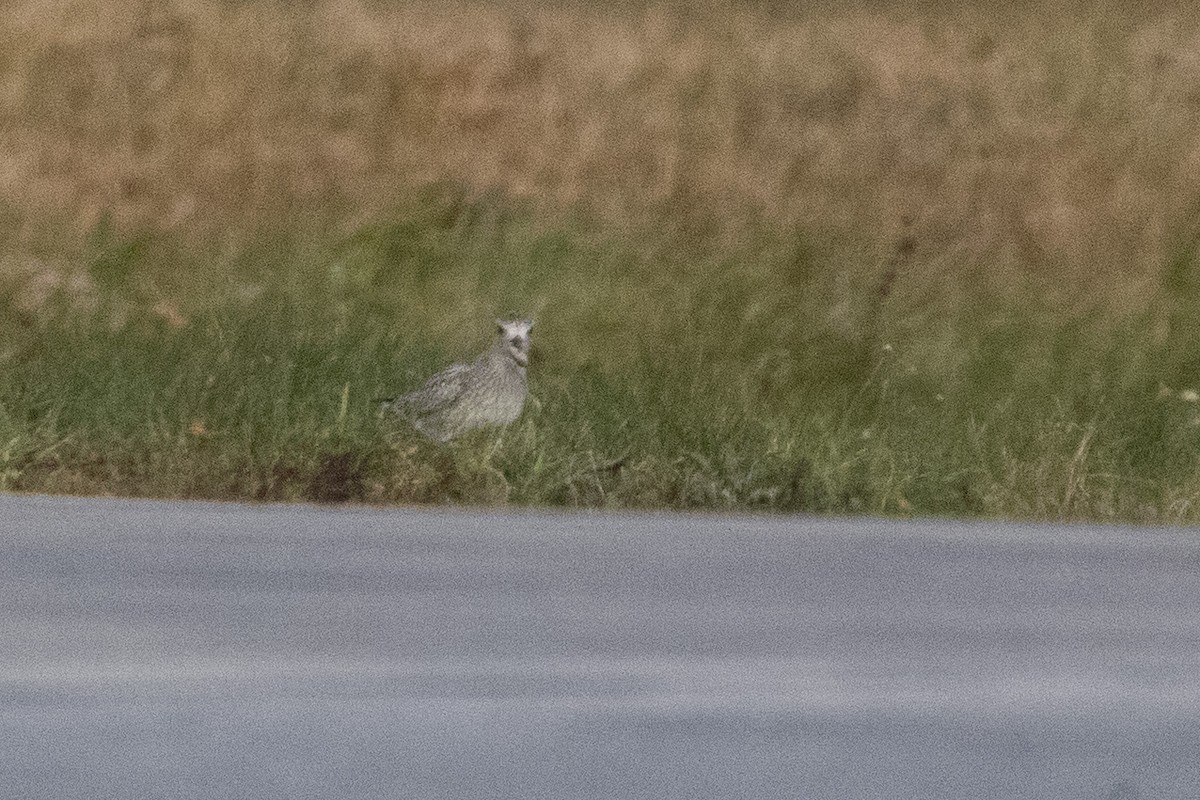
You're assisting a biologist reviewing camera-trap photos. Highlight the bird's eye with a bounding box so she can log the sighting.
[509,337,523,348]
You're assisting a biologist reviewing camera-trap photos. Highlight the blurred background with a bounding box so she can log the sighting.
[6,1,1200,284]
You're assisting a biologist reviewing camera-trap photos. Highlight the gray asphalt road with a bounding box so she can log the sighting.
[3,494,1199,799]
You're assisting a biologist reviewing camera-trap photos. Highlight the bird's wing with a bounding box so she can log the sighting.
[386,362,472,416]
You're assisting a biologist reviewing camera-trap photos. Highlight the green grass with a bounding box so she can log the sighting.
[4,195,1200,521]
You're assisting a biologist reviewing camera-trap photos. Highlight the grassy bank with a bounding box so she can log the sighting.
[4,197,1200,522]
[5,1,1200,519]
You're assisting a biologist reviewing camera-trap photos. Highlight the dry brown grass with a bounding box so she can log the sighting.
[3,0,1200,308]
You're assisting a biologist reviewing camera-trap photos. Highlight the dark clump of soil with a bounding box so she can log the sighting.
[306,451,366,503]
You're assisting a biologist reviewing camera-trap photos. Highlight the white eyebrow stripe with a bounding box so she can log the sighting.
[498,320,533,338]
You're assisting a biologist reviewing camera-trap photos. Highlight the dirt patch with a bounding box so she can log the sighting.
[305,451,366,503]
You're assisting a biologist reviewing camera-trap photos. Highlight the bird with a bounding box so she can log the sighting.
[381,319,533,442]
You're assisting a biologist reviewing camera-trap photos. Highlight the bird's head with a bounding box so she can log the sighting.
[496,318,534,367]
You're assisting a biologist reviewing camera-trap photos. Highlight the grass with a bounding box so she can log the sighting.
[5,1,1200,520]
[4,193,1200,522]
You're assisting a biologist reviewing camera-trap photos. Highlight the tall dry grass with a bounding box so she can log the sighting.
[4,0,1200,309]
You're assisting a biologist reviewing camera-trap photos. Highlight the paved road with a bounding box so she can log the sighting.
[3,494,1199,799]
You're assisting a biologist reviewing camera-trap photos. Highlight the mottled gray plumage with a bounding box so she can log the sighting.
[383,319,533,442]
